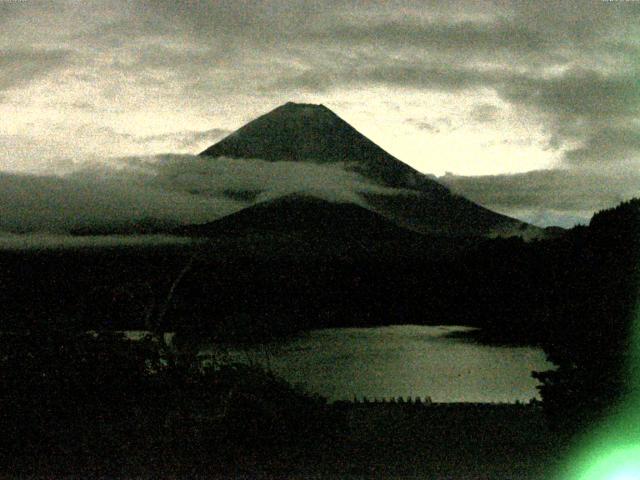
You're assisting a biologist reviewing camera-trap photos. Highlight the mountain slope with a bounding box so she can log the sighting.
[175,194,453,258]
[199,102,542,238]
[178,194,413,238]
[200,102,435,190]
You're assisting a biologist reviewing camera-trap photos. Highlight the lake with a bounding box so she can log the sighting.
[199,325,554,403]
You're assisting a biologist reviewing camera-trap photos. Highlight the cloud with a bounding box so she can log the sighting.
[308,19,550,55]
[411,121,439,133]
[0,154,408,234]
[469,103,500,124]
[500,68,640,120]
[0,48,72,91]
[439,169,640,227]
[0,126,230,172]
[149,155,407,202]
[274,61,639,120]
[0,168,243,234]
[137,128,230,150]
[564,127,640,166]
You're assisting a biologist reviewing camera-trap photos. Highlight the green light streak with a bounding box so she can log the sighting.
[573,445,640,480]
[557,306,640,480]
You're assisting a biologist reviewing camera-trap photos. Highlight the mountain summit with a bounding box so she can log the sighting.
[200,102,542,238]
[201,102,374,162]
[201,102,350,163]
[200,102,436,188]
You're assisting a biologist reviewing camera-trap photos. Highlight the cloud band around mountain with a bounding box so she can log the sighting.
[0,155,413,235]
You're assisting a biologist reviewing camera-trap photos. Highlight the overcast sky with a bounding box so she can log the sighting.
[1,0,639,227]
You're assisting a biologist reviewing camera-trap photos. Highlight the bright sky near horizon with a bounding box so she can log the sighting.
[1,0,639,227]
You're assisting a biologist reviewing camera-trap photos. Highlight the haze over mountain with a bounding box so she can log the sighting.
[0,154,410,238]
[200,102,543,238]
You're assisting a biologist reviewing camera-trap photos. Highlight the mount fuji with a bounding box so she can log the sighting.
[199,102,541,239]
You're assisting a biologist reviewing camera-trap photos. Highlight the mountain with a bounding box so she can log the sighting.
[175,194,461,259]
[200,102,433,189]
[200,102,543,238]
[178,194,414,238]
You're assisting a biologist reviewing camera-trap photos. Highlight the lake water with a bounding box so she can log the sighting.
[199,325,554,403]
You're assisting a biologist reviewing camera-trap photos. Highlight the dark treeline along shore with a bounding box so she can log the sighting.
[1,198,636,349]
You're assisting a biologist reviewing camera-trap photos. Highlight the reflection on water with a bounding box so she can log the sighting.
[199,325,554,403]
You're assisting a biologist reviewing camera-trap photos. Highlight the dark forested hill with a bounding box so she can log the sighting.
[176,194,420,240]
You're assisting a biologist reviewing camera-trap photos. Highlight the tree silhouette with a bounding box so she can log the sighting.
[533,199,640,434]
